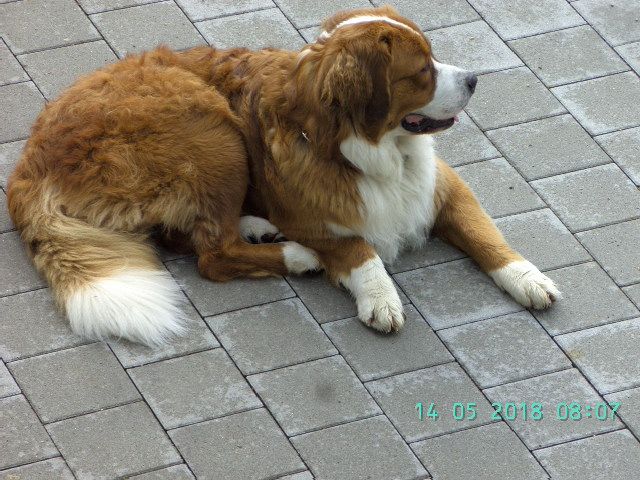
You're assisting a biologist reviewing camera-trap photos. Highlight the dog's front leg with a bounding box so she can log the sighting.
[308,237,405,333]
[433,158,560,309]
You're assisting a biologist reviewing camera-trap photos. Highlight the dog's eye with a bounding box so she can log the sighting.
[419,64,430,74]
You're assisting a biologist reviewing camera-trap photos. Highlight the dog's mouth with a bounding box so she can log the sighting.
[401,113,458,134]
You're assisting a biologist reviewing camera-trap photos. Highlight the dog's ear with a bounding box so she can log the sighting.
[321,35,391,137]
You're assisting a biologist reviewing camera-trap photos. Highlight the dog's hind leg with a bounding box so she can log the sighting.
[433,158,560,309]
[191,218,319,282]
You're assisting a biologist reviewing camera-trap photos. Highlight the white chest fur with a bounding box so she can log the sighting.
[331,130,438,263]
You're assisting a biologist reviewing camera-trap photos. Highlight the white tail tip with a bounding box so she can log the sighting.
[66,269,188,346]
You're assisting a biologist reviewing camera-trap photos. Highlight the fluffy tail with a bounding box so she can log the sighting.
[8,189,187,346]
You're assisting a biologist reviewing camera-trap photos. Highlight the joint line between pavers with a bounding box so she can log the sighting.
[113,460,184,480]
[191,5,281,24]
[0,453,63,477]
[3,341,99,365]
[530,425,627,452]
[13,38,107,57]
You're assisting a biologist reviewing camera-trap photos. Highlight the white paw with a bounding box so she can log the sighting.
[490,260,561,310]
[341,256,405,333]
[239,215,284,243]
[282,242,321,274]
[358,288,405,333]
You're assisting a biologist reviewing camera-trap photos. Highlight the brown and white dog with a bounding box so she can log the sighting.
[7,6,560,346]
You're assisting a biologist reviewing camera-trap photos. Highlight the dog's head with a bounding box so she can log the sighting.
[301,6,476,142]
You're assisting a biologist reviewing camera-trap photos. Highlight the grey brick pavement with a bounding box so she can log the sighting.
[0,0,639,478]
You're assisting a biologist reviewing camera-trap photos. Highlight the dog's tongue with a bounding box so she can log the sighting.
[404,114,425,125]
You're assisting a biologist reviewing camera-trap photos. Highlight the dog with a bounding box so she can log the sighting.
[7,6,560,346]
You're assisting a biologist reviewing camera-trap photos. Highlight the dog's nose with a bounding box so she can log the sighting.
[466,73,478,93]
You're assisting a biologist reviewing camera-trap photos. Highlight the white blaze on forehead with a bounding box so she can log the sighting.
[319,15,422,40]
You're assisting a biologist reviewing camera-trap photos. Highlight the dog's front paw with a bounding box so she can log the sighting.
[490,260,561,309]
[239,215,285,243]
[340,256,405,333]
[358,290,405,333]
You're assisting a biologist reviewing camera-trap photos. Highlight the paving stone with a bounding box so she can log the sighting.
[605,387,640,438]
[0,0,100,54]
[557,318,640,395]
[91,1,205,58]
[8,343,140,423]
[248,356,381,436]
[176,0,274,22]
[486,114,611,181]
[197,8,305,51]
[0,395,57,470]
[412,422,547,480]
[77,0,161,15]
[18,41,117,100]
[534,262,638,335]
[0,231,47,297]
[467,0,584,40]
[455,158,545,218]
[494,209,591,271]
[573,0,640,46]
[534,429,640,480]
[206,298,337,375]
[108,297,219,368]
[428,21,523,75]
[0,458,74,480]
[170,408,304,480]
[273,0,372,29]
[372,0,478,31]
[286,272,408,323]
[576,219,640,286]
[552,72,640,136]
[466,67,566,130]
[394,258,522,330]
[128,464,195,480]
[484,369,622,449]
[0,288,88,362]
[128,349,261,429]
[47,402,180,479]
[291,416,427,480]
[509,26,628,87]
[0,361,19,398]
[434,111,500,167]
[616,41,640,75]
[596,126,640,185]
[440,311,570,389]
[322,305,452,382]
[165,256,294,317]
[0,139,25,190]
[0,82,45,143]
[0,191,13,232]
[0,39,28,86]
[367,363,496,442]
[624,283,640,309]
[532,164,640,232]
[278,472,313,480]
[386,237,466,274]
